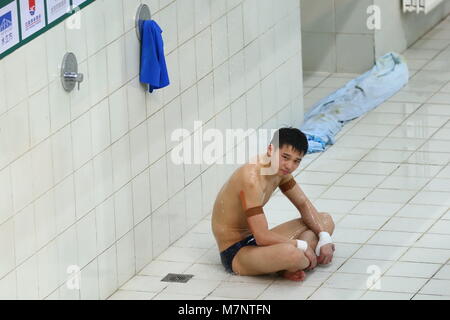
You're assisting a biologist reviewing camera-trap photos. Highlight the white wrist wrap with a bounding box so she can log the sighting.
[296,240,308,252]
[315,232,333,256]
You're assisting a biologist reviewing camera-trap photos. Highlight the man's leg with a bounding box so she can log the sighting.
[270,212,334,241]
[270,213,335,266]
[231,213,334,280]
[231,243,310,278]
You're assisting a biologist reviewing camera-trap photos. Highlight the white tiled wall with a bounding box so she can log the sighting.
[374,0,450,57]
[0,0,304,299]
[301,0,375,73]
[301,0,450,73]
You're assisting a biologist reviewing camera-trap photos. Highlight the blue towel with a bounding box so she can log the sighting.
[140,20,170,93]
[300,52,409,154]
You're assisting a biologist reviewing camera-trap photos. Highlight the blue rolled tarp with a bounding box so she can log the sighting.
[300,52,409,154]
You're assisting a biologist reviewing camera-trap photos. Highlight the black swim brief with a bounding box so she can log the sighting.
[220,235,258,274]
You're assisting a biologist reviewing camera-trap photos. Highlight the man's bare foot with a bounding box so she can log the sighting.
[281,270,306,282]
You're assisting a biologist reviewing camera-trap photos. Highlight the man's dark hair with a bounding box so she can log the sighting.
[270,127,308,156]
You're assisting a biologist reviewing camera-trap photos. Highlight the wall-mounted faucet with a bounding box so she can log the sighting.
[61,52,84,92]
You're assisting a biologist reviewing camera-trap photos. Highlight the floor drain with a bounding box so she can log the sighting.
[161,273,194,283]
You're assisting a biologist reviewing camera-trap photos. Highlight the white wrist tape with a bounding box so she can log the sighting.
[296,240,308,252]
[315,232,333,256]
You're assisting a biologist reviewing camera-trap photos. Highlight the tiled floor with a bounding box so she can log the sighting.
[110,18,450,300]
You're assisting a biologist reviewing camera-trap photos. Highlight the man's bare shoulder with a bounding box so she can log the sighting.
[235,164,263,189]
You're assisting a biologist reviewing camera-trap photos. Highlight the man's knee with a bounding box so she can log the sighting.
[320,212,335,234]
[280,243,309,271]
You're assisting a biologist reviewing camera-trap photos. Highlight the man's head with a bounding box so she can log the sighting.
[267,128,308,176]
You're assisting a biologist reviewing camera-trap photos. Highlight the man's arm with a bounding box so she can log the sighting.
[279,175,326,234]
[279,175,335,262]
[240,179,297,247]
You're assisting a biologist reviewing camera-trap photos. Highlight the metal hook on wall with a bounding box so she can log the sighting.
[61,53,84,92]
[136,4,152,41]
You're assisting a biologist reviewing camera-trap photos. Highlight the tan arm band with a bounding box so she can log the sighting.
[245,206,265,218]
[279,178,297,193]
[239,190,264,218]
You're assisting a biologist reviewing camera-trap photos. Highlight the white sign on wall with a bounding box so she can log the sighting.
[19,0,46,39]
[72,0,89,8]
[0,1,20,55]
[46,0,70,24]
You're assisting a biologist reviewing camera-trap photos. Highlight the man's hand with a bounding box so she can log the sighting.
[317,243,335,265]
[304,246,317,271]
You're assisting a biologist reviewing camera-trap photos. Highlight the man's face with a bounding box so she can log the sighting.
[270,144,304,176]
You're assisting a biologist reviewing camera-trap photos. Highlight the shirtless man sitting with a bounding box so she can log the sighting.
[211,127,335,281]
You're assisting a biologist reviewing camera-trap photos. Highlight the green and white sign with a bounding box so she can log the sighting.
[46,0,70,24]
[19,0,46,39]
[0,1,19,54]
[0,0,95,59]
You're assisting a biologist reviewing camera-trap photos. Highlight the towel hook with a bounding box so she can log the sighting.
[136,4,152,41]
